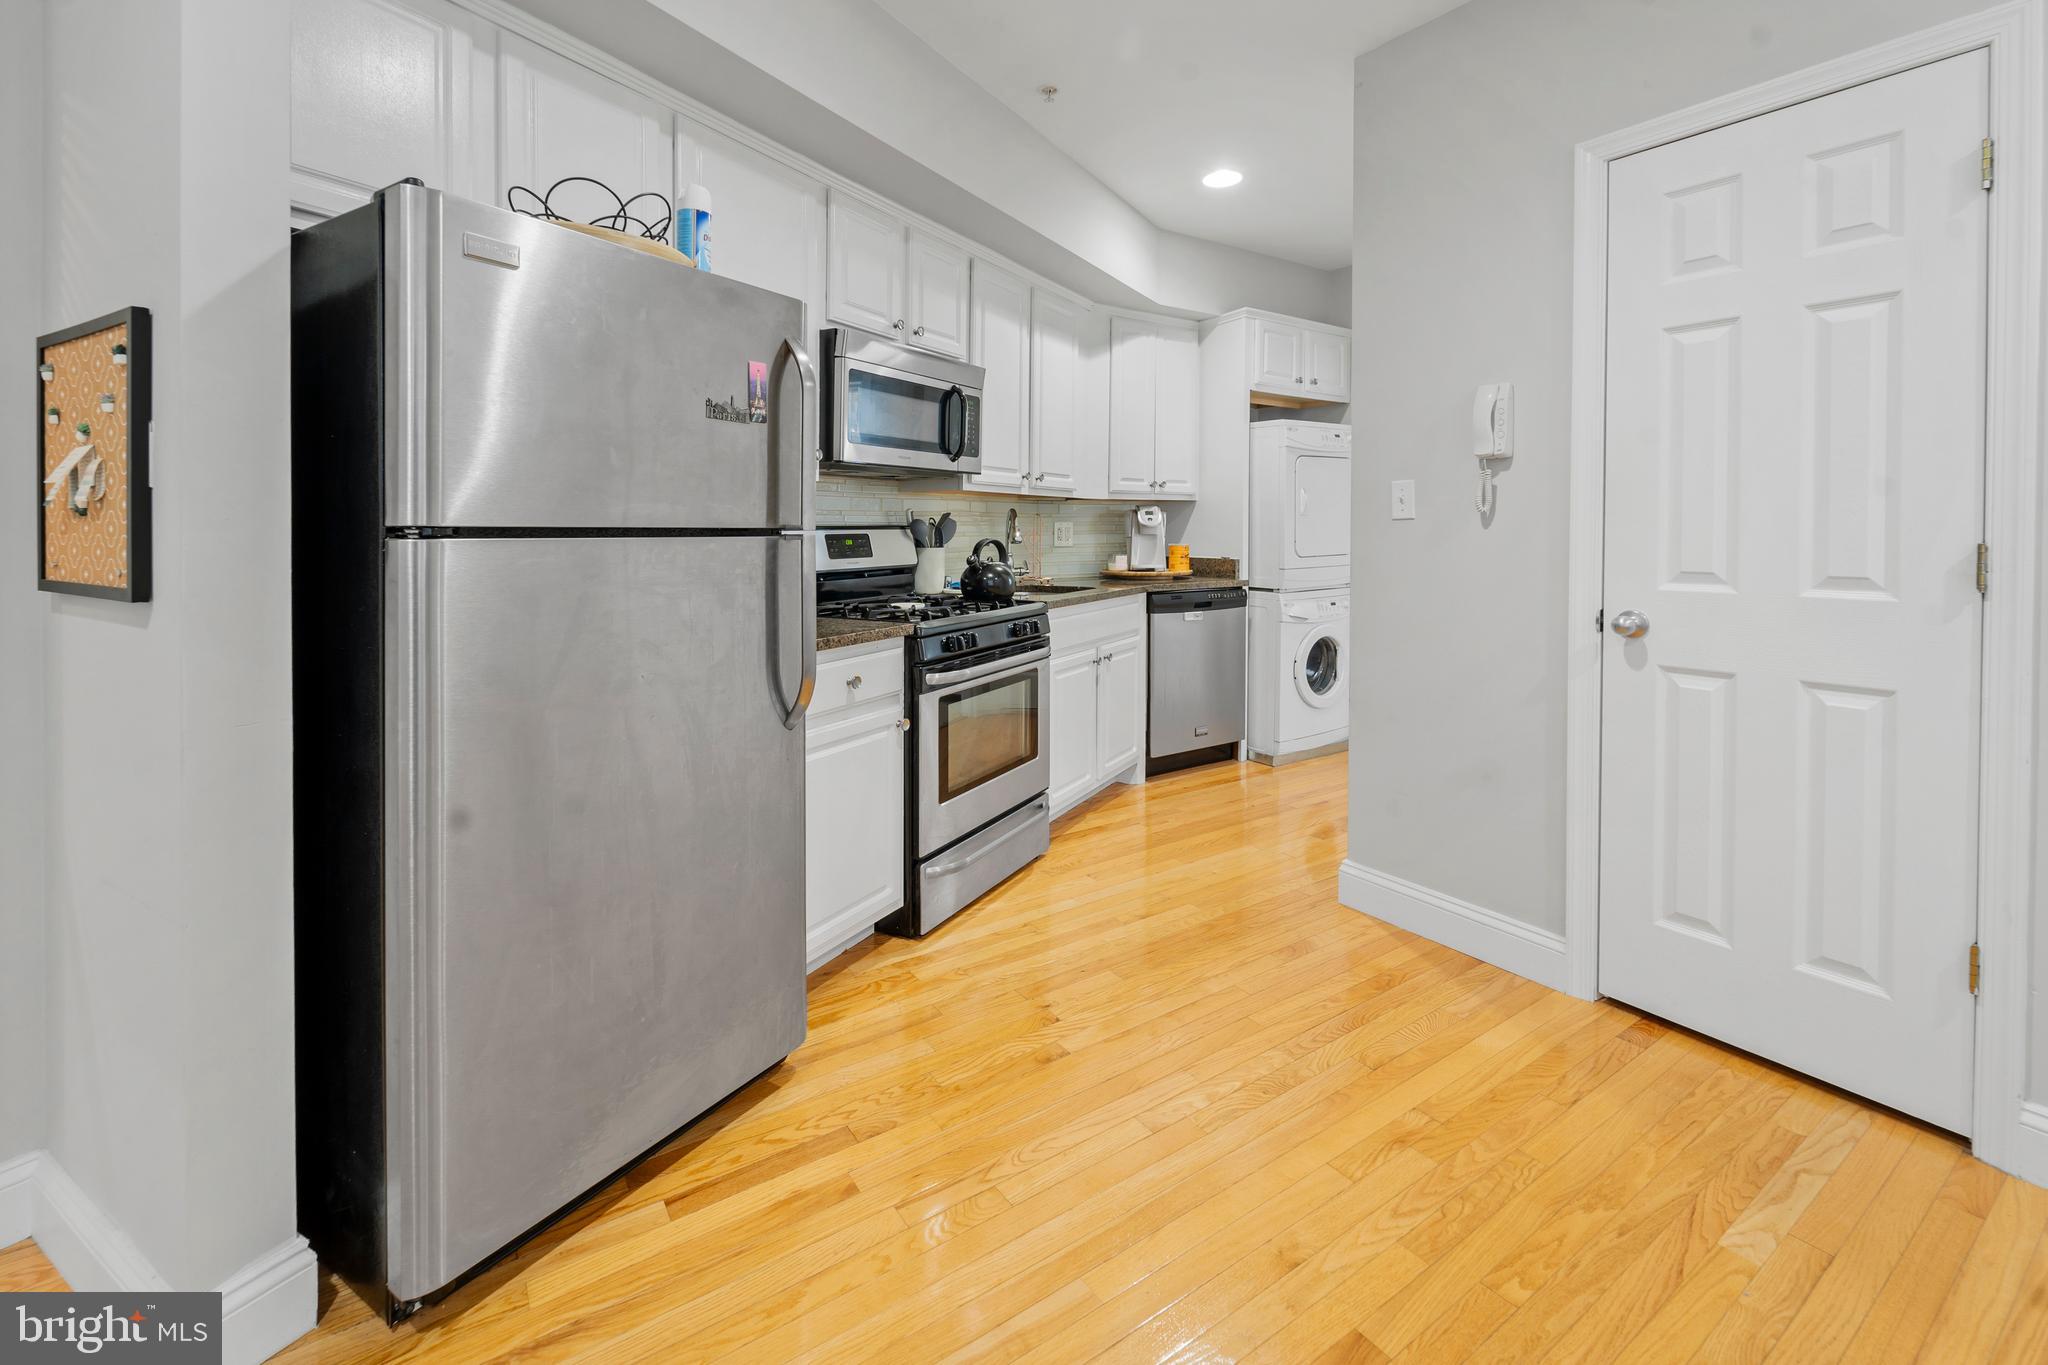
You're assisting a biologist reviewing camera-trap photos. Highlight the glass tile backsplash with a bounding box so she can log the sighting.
[816,476,1150,581]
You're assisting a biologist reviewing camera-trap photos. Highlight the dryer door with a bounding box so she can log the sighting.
[1288,452,1350,566]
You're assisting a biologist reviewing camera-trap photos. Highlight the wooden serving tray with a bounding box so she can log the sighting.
[1101,568,1193,580]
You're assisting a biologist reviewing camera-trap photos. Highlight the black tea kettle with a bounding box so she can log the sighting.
[959,539,1016,602]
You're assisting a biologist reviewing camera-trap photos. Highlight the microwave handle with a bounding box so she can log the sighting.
[941,385,966,461]
[776,335,819,729]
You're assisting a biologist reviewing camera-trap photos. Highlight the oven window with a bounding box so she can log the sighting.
[938,672,1039,803]
[847,368,950,455]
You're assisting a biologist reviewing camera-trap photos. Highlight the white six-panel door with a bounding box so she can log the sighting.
[1598,52,1989,1133]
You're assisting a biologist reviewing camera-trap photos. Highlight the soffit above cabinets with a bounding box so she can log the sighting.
[868,0,1474,271]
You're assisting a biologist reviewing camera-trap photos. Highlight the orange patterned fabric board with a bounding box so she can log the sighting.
[40,321,133,591]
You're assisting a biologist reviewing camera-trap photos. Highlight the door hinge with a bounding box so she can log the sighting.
[1983,137,1996,191]
[1594,607,1605,634]
[1977,543,1990,596]
[1970,942,1982,994]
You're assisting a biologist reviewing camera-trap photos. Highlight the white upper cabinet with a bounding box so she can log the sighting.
[967,259,1031,492]
[1030,291,1087,494]
[904,230,970,359]
[1251,316,1308,394]
[1236,311,1350,403]
[828,194,969,357]
[675,112,826,335]
[497,33,673,228]
[827,190,907,338]
[1306,329,1351,401]
[289,0,496,221]
[1107,316,1199,499]
[1107,317,1159,497]
[1153,323,1200,496]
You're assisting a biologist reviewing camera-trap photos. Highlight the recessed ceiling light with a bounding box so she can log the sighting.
[1202,168,1243,189]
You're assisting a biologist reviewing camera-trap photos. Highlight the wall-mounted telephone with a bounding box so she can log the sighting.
[1472,383,1514,515]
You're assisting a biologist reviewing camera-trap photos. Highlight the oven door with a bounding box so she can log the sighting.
[916,644,1050,856]
[829,353,983,476]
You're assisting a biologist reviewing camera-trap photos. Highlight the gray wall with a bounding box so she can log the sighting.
[28,0,298,1291]
[0,0,48,1165]
[1348,0,1999,939]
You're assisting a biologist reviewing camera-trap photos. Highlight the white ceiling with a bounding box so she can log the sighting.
[868,0,1472,271]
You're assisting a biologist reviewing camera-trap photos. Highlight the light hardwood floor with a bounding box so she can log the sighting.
[7,754,2048,1361]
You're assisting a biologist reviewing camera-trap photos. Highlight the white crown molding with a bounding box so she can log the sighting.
[1203,305,1349,335]
[1338,860,1572,994]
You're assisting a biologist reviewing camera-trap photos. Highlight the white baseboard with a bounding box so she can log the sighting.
[2011,1103,2048,1188]
[29,1152,168,1293]
[0,1149,34,1247]
[1338,860,1575,995]
[218,1237,319,1365]
[0,1150,316,1363]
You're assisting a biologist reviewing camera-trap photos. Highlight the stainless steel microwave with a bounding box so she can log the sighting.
[818,326,984,477]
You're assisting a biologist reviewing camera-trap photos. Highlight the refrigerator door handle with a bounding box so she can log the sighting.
[778,336,819,729]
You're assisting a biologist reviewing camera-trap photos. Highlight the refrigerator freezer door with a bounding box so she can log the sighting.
[383,183,809,530]
[382,535,806,1301]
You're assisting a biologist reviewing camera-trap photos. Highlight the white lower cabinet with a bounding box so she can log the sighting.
[1048,646,1102,812]
[1094,635,1145,778]
[1048,599,1147,817]
[805,643,905,970]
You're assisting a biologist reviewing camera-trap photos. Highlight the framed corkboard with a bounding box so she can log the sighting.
[36,307,151,601]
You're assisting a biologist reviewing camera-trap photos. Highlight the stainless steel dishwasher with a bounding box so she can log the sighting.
[1147,586,1248,773]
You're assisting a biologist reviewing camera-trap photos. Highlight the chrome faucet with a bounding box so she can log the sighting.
[1006,507,1033,575]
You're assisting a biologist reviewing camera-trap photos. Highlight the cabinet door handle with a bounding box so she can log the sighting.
[898,716,911,731]
[913,325,926,338]
[1311,378,1319,386]
[848,674,863,689]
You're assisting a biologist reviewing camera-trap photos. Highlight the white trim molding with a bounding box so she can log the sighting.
[1564,2,2043,1170]
[0,1150,34,1248]
[1339,861,1572,994]
[218,1237,320,1365]
[0,1151,318,1365]
[28,1153,169,1294]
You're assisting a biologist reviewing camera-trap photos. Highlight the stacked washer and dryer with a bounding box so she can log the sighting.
[1246,422,1351,764]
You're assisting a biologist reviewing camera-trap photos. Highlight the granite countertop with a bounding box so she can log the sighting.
[815,574,1249,652]
[815,618,915,652]
[1011,575,1248,611]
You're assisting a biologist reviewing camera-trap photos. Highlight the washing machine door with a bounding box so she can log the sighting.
[1294,628,1345,708]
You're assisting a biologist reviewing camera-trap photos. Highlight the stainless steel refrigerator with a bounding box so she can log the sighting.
[290,182,817,1317]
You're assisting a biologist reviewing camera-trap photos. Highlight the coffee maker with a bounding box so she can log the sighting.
[1129,505,1167,572]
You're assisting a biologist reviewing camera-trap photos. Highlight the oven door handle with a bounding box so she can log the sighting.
[923,646,1051,691]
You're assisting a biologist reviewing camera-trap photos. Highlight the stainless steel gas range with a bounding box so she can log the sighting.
[817,527,1050,936]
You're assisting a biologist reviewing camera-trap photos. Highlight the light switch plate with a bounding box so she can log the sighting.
[1053,521,1075,547]
[1391,480,1416,520]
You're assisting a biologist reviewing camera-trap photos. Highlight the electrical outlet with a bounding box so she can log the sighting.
[1391,480,1416,520]
[1053,521,1075,547]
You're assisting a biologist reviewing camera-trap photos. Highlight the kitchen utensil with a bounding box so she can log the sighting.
[909,516,929,548]
[959,538,1016,602]
[937,513,956,547]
